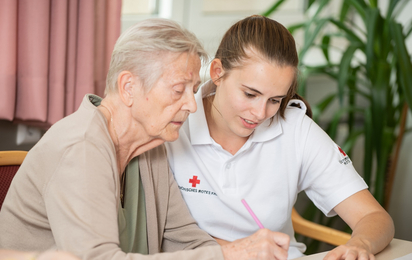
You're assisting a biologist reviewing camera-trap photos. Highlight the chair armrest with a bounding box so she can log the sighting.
[0,151,28,166]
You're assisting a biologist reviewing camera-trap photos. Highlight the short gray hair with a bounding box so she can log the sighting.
[105,18,208,95]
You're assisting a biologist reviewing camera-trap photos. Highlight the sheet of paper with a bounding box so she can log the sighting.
[394,253,412,260]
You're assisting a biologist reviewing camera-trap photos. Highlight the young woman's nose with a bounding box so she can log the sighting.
[251,101,266,120]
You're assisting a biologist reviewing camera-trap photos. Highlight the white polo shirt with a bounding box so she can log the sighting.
[165,84,367,259]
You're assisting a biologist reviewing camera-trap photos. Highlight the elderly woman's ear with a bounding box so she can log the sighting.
[117,71,136,107]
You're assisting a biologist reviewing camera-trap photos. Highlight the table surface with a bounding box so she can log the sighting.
[295,238,412,260]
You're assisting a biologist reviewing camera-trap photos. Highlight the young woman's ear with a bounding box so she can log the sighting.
[210,59,224,86]
[117,71,135,106]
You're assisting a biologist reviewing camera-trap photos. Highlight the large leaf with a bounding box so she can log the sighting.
[375,129,395,204]
[342,130,363,156]
[346,0,367,21]
[310,0,331,19]
[347,67,360,135]
[339,1,351,22]
[364,8,379,78]
[329,19,364,45]
[386,0,401,19]
[261,0,288,17]
[287,22,306,34]
[369,0,377,8]
[371,61,390,158]
[337,44,360,105]
[326,107,361,140]
[312,93,336,122]
[390,21,412,113]
[363,108,373,187]
[299,18,329,59]
[405,20,412,37]
[321,35,331,62]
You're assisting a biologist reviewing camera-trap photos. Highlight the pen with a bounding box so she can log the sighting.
[241,199,265,229]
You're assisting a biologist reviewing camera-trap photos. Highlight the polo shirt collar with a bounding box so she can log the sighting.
[249,115,283,143]
[188,81,214,145]
[188,80,284,145]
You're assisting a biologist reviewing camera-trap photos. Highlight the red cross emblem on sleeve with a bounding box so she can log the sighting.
[338,146,347,157]
[189,175,200,187]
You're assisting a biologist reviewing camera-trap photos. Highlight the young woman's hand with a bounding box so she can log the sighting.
[325,189,394,260]
[323,239,375,260]
[221,229,290,260]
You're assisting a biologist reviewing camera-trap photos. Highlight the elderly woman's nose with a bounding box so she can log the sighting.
[182,91,197,113]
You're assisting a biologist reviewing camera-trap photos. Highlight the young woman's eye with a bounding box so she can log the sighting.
[244,92,255,98]
[270,98,280,104]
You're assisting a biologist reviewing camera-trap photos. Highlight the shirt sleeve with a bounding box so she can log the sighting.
[298,116,368,217]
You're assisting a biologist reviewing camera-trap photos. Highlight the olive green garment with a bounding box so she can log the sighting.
[118,156,148,254]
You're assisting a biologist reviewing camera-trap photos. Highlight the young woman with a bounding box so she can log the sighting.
[165,15,394,259]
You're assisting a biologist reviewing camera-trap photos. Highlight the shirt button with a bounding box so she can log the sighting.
[226,163,231,169]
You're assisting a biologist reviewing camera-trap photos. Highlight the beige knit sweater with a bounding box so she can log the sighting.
[0,95,223,260]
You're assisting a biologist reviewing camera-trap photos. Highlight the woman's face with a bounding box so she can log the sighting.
[212,57,295,139]
[133,52,201,142]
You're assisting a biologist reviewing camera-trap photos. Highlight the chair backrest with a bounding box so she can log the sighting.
[0,151,28,210]
[291,207,351,246]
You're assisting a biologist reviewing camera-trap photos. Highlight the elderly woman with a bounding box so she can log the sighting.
[0,19,289,260]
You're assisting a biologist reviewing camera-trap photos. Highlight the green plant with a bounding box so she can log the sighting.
[297,0,412,207]
[264,0,412,253]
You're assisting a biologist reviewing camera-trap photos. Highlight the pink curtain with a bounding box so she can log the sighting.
[0,0,121,127]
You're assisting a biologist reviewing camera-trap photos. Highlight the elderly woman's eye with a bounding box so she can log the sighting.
[173,85,185,94]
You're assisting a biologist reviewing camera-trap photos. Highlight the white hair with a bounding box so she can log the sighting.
[105,18,208,95]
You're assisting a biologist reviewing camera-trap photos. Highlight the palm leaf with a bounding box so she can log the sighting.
[390,21,412,113]
[261,0,288,17]
[363,108,373,186]
[329,19,364,45]
[337,44,360,105]
[299,18,329,60]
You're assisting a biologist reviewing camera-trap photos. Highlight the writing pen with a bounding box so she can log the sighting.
[241,198,265,229]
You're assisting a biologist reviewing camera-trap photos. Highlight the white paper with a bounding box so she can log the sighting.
[394,253,412,260]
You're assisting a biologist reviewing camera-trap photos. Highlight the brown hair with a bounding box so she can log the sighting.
[212,15,300,119]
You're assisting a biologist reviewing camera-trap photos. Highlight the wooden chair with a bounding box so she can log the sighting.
[292,207,351,246]
[0,150,28,210]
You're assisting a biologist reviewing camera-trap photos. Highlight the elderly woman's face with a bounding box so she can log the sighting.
[133,52,201,142]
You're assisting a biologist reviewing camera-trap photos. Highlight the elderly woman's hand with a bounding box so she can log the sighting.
[221,229,290,260]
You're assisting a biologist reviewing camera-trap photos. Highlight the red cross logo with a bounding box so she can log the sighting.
[338,146,347,157]
[189,175,200,187]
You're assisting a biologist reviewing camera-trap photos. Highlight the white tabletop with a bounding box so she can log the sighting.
[294,239,412,260]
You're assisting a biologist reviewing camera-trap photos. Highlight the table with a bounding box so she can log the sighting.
[295,239,412,260]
